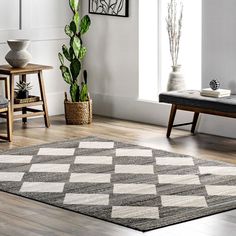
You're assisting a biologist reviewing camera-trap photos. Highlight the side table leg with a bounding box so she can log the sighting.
[21,74,27,124]
[38,71,50,128]
[5,77,12,141]
[167,104,177,138]
[6,106,12,142]
[10,75,15,132]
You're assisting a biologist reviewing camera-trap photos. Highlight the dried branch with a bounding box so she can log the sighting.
[166,0,183,67]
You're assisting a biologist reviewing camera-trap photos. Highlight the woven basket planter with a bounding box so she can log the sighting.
[64,100,92,125]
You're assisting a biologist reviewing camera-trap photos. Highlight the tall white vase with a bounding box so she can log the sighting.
[167,65,185,91]
[5,39,32,68]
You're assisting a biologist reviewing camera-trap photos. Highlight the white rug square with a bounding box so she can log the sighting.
[0,155,32,163]
[20,182,65,193]
[29,164,70,173]
[206,185,236,196]
[113,184,157,195]
[158,175,201,185]
[75,156,113,165]
[156,157,194,166]
[116,149,152,157]
[69,173,111,183]
[161,195,208,208]
[115,165,154,174]
[0,172,24,181]
[64,193,109,205]
[199,166,236,176]
[79,142,114,149]
[38,148,75,156]
[112,206,159,219]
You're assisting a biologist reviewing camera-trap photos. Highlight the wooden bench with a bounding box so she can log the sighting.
[159,90,236,138]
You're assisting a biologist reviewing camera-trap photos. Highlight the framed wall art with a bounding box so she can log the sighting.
[89,0,129,17]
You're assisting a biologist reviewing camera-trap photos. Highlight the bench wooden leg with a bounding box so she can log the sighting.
[167,104,177,138]
[191,112,200,134]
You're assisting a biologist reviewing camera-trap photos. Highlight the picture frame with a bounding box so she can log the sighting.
[89,0,129,17]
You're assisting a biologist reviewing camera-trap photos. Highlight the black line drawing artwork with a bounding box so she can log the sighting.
[89,0,129,17]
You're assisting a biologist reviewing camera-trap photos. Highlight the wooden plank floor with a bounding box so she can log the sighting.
[0,115,235,236]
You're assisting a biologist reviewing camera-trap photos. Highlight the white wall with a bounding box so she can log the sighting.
[82,0,139,99]
[82,0,236,139]
[202,0,236,93]
[0,0,71,116]
[201,0,236,138]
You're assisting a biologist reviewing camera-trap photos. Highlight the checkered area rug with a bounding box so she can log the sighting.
[0,137,236,232]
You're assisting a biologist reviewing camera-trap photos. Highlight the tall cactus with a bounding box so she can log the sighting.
[58,0,91,102]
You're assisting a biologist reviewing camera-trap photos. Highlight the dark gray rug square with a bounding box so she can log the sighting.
[0,136,236,232]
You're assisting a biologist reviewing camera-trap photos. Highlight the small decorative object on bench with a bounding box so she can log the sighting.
[200,79,231,98]
[200,88,231,98]
[209,79,220,90]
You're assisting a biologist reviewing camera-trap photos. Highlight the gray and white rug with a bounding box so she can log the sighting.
[0,136,236,232]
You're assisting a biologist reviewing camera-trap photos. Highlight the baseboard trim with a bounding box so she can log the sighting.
[90,93,236,139]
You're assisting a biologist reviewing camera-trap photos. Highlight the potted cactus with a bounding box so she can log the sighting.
[58,0,91,125]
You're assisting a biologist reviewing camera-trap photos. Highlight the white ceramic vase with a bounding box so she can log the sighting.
[167,65,185,91]
[5,39,32,68]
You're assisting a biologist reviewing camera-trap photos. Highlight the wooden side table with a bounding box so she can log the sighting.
[0,64,53,130]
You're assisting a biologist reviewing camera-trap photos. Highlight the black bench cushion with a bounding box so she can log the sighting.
[159,90,236,113]
[0,96,8,109]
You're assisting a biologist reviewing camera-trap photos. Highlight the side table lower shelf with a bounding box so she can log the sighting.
[14,101,43,109]
[14,111,45,120]
[0,100,46,123]
[13,100,45,120]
